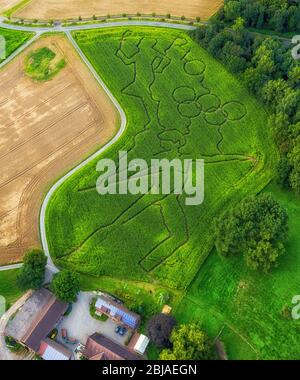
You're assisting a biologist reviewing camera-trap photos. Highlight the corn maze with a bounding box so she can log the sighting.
[46,27,276,289]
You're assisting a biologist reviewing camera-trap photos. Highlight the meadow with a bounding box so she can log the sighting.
[46,27,276,290]
[0,27,34,64]
[175,183,300,359]
[0,269,22,310]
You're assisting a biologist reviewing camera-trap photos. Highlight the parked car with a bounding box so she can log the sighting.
[115,326,127,336]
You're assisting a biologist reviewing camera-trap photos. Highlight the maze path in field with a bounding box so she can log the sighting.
[68,30,252,275]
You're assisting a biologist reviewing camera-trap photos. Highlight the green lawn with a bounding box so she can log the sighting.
[175,182,300,360]
[46,27,276,290]
[0,269,23,310]
[0,27,34,64]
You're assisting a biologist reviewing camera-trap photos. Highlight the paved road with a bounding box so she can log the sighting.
[0,264,22,272]
[0,19,196,33]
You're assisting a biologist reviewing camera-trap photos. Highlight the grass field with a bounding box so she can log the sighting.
[175,182,300,359]
[0,269,22,310]
[46,27,276,290]
[0,27,34,64]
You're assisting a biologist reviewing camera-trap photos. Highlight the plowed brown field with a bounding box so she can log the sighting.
[0,0,19,12]
[0,35,117,265]
[14,0,223,21]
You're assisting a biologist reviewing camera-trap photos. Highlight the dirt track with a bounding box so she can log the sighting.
[14,0,223,20]
[0,35,117,265]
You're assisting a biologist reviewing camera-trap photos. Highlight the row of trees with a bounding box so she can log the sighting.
[219,0,300,33]
[191,20,300,194]
[17,249,80,302]
[146,313,215,360]
[215,193,288,272]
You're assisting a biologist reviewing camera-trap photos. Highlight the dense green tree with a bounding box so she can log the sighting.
[288,67,300,89]
[219,0,299,33]
[246,240,285,273]
[262,79,289,108]
[215,193,288,272]
[51,270,80,302]
[277,156,292,188]
[288,142,300,194]
[17,249,47,291]
[191,8,300,197]
[159,324,215,360]
[224,0,241,21]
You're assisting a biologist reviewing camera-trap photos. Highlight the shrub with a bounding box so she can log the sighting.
[5,336,24,353]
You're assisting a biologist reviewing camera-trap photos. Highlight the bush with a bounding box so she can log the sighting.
[5,336,24,353]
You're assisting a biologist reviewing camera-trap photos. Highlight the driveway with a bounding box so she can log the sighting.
[57,292,131,350]
[0,291,32,360]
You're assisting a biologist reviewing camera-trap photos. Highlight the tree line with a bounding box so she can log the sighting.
[220,0,300,33]
[190,14,300,195]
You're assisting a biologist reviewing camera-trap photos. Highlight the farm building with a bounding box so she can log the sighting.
[6,288,69,353]
[38,338,73,361]
[83,333,141,361]
[95,295,140,330]
[128,333,150,356]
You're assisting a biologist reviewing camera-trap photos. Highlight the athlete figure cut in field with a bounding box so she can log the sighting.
[74,31,251,272]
